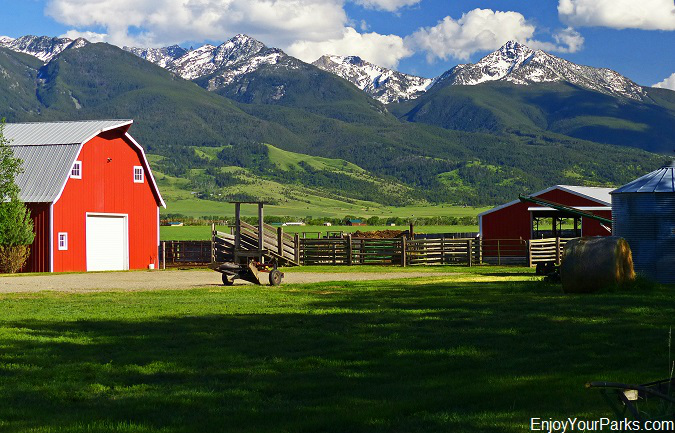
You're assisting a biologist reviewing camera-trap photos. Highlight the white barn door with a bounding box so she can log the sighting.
[86,214,129,271]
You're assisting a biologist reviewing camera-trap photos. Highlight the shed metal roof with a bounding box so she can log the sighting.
[478,184,614,218]
[611,162,675,194]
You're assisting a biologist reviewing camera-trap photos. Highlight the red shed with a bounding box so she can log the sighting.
[479,185,613,242]
[6,120,165,273]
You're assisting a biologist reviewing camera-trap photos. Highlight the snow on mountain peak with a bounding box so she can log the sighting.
[124,35,287,86]
[439,40,647,100]
[0,35,87,62]
[312,54,433,104]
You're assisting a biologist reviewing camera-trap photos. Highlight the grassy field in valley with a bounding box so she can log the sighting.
[0,267,673,432]
[160,224,478,241]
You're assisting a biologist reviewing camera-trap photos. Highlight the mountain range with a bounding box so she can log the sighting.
[0,34,673,209]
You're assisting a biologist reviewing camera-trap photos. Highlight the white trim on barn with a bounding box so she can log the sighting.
[70,161,82,179]
[478,185,613,218]
[52,120,135,205]
[124,132,166,208]
[49,203,54,273]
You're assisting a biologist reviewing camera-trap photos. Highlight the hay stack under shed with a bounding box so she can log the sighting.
[560,237,635,293]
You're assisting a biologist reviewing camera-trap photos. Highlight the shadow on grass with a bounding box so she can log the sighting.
[1,278,674,432]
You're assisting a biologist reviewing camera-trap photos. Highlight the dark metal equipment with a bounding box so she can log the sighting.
[213,260,284,286]
[587,378,675,421]
[210,201,294,286]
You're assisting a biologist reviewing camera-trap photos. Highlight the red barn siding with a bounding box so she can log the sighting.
[24,203,51,273]
[51,130,159,272]
[481,188,611,242]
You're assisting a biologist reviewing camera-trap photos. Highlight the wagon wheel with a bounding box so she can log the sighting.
[536,263,546,275]
[269,270,283,286]
[222,274,234,286]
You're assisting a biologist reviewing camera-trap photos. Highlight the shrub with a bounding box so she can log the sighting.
[0,245,30,274]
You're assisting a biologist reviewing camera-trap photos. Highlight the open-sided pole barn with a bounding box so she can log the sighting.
[479,185,613,242]
[5,120,165,273]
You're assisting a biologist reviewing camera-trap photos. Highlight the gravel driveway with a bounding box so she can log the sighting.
[0,269,453,293]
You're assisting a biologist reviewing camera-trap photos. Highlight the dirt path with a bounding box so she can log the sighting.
[0,269,454,293]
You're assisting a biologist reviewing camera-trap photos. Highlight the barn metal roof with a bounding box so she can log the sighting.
[10,144,81,202]
[3,120,132,146]
[3,120,164,207]
[611,162,675,194]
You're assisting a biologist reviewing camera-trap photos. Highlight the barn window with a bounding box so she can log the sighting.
[134,166,144,183]
[58,233,68,251]
[71,161,82,179]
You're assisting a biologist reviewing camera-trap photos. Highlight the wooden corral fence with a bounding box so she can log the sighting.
[480,239,529,265]
[406,238,480,265]
[159,241,212,268]
[527,238,573,267]
[162,236,577,268]
[299,236,479,266]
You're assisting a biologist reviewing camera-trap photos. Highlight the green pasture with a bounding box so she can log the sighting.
[0,267,673,432]
[160,224,478,241]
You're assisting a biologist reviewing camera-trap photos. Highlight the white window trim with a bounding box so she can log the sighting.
[71,161,82,179]
[133,166,144,183]
[58,232,68,251]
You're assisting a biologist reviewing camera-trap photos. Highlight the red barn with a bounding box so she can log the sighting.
[479,185,613,242]
[6,120,165,273]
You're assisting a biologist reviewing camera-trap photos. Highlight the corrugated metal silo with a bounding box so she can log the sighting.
[611,162,675,284]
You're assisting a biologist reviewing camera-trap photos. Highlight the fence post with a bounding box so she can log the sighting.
[527,240,532,268]
[555,237,561,265]
[497,239,501,266]
[441,234,446,264]
[294,234,300,265]
[347,235,353,266]
[211,223,216,264]
[162,241,166,270]
[401,236,407,267]
[466,238,472,267]
[277,227,284,257]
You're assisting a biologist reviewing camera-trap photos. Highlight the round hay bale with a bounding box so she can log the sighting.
[560,236,635,293]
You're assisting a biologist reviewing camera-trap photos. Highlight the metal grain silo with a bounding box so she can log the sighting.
[611,162,675,284]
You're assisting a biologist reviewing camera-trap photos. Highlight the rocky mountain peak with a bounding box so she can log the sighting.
[0,35,87,63]
[312,54,433,104]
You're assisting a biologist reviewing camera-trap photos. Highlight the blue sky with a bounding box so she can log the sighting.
[1,0,674,87]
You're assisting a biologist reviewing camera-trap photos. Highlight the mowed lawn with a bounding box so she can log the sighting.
[1,268,674,432]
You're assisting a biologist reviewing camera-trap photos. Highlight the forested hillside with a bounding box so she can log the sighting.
[0,42,669,207]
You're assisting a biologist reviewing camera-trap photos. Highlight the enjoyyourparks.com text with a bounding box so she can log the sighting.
[531,418,675,432]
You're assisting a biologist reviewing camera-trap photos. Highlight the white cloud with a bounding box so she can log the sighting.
[527,27,584,53]
[45,0,349,48]
[654,73,675,91]
[288,27,412,68]
[60,30,108,43]
[353,0,421,12]
[406,8,583,62]
[558,0,675,30]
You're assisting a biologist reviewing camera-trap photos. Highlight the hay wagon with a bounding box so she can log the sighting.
[209,202,299,286]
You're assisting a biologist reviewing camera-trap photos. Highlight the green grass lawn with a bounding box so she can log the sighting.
[161,225,478,241]
[1,268,673,432]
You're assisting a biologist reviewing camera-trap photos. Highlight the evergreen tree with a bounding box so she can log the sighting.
[0,120,35,273]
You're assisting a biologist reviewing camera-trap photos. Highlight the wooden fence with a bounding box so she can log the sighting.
[480,239,529,265]
[160,236,576,268]
[159,241,212,268]
[527,238,573,267]
[299,237,479,266]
